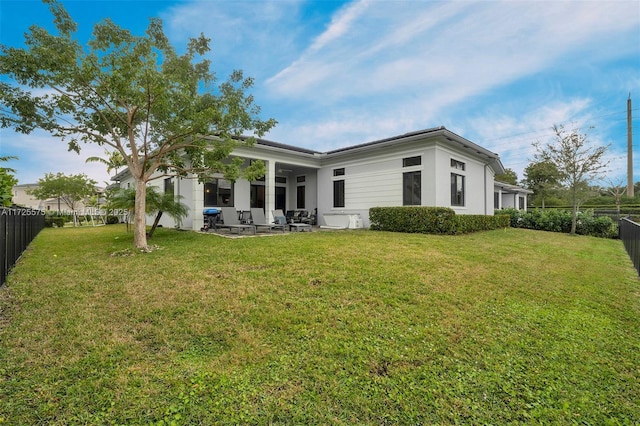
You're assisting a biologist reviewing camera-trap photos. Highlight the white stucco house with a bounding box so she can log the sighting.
[112,126,528,231]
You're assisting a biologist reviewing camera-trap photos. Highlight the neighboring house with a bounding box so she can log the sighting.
[11,184,42,210]
[12,183,105,213]
[494,181,533,211]
[112,126,509,231]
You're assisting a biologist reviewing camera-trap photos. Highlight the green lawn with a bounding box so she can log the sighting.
[1,225,638,425]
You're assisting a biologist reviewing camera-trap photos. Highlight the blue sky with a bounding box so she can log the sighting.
[1,0,639,187]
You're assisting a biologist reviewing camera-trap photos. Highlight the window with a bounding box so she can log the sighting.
[333,168,345,177]
[164,178,174,194]
[403,171,421,205]
[403,156,421,167]
[296,175,306,183]
[494,192,500,209]
[204,178,234,206]
[275,176,287,184]
[451,173,465,206]
[333,180,345,208]
[451,159,465,171]
[296,185,305,209]
[250,184,265,208]
[275,187,286,211]
[519,196,525,210]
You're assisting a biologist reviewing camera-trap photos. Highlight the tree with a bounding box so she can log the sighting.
[28,172,97,224]
[602,178,626,220]
[532,125,609,234]
[0,156,18,207]
[0,0,276,249]
[107,187,136,231]
[495,168,518,185]
[108,187,188,239]
[146,189,188,239]
[522,160,561,209]
[85,149,127,175]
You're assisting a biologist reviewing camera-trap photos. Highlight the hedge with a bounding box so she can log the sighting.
[106,215,120,224]
[454,214,510,234]
[369,206,509,235]
[498,208,617,238]
[44,217,66,228]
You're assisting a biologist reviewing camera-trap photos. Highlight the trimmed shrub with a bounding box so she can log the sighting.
[370,206,456,234]
[576,210,617,238]
[106,215,120,224]
[497,208,617,238]
[370,207,509,235]
[44,217,66,228]
[454,214,510,234]
[498,208,521,228]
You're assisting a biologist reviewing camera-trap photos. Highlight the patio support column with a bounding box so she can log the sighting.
[498,187,503,210]
[265,160,276,222]
[193,180,204,231]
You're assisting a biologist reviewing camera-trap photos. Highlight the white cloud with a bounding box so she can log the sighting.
[461,97,633,181]
[260,0,638,183]
[266,1,638,104]
[1,129,113,186]
[309,0,370,52]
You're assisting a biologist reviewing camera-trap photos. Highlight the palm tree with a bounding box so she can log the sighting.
[107,188,136,231]
[108,187,188,237]
[85,149,127,175]
[146,189,189,238]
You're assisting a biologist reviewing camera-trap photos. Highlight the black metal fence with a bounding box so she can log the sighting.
[1,207,45,287]
[619,217,640,276]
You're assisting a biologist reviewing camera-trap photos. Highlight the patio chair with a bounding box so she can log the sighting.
[218,207,256,235]
[272,209,287,225]
[250,208,285,233]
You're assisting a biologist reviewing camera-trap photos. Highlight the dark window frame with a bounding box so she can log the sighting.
[451,173,465,206]
[403,156,422,167]
[451,159,465,171]
[403,171,421,206]
[204,178,234,207]
[164,177,174,194]
[296,185,306,209]
[333,180,345,208]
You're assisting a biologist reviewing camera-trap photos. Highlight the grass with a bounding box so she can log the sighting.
[0,225,639,425]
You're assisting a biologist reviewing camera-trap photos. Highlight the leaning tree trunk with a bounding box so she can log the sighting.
[133,179,148,249]
[147,211,163,239]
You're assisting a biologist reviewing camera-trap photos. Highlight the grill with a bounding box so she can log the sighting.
[201,208,220,231]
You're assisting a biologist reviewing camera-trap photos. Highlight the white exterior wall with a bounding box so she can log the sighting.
[317,146,432,227]
[434,145,492,215]
[317,140,498,227]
